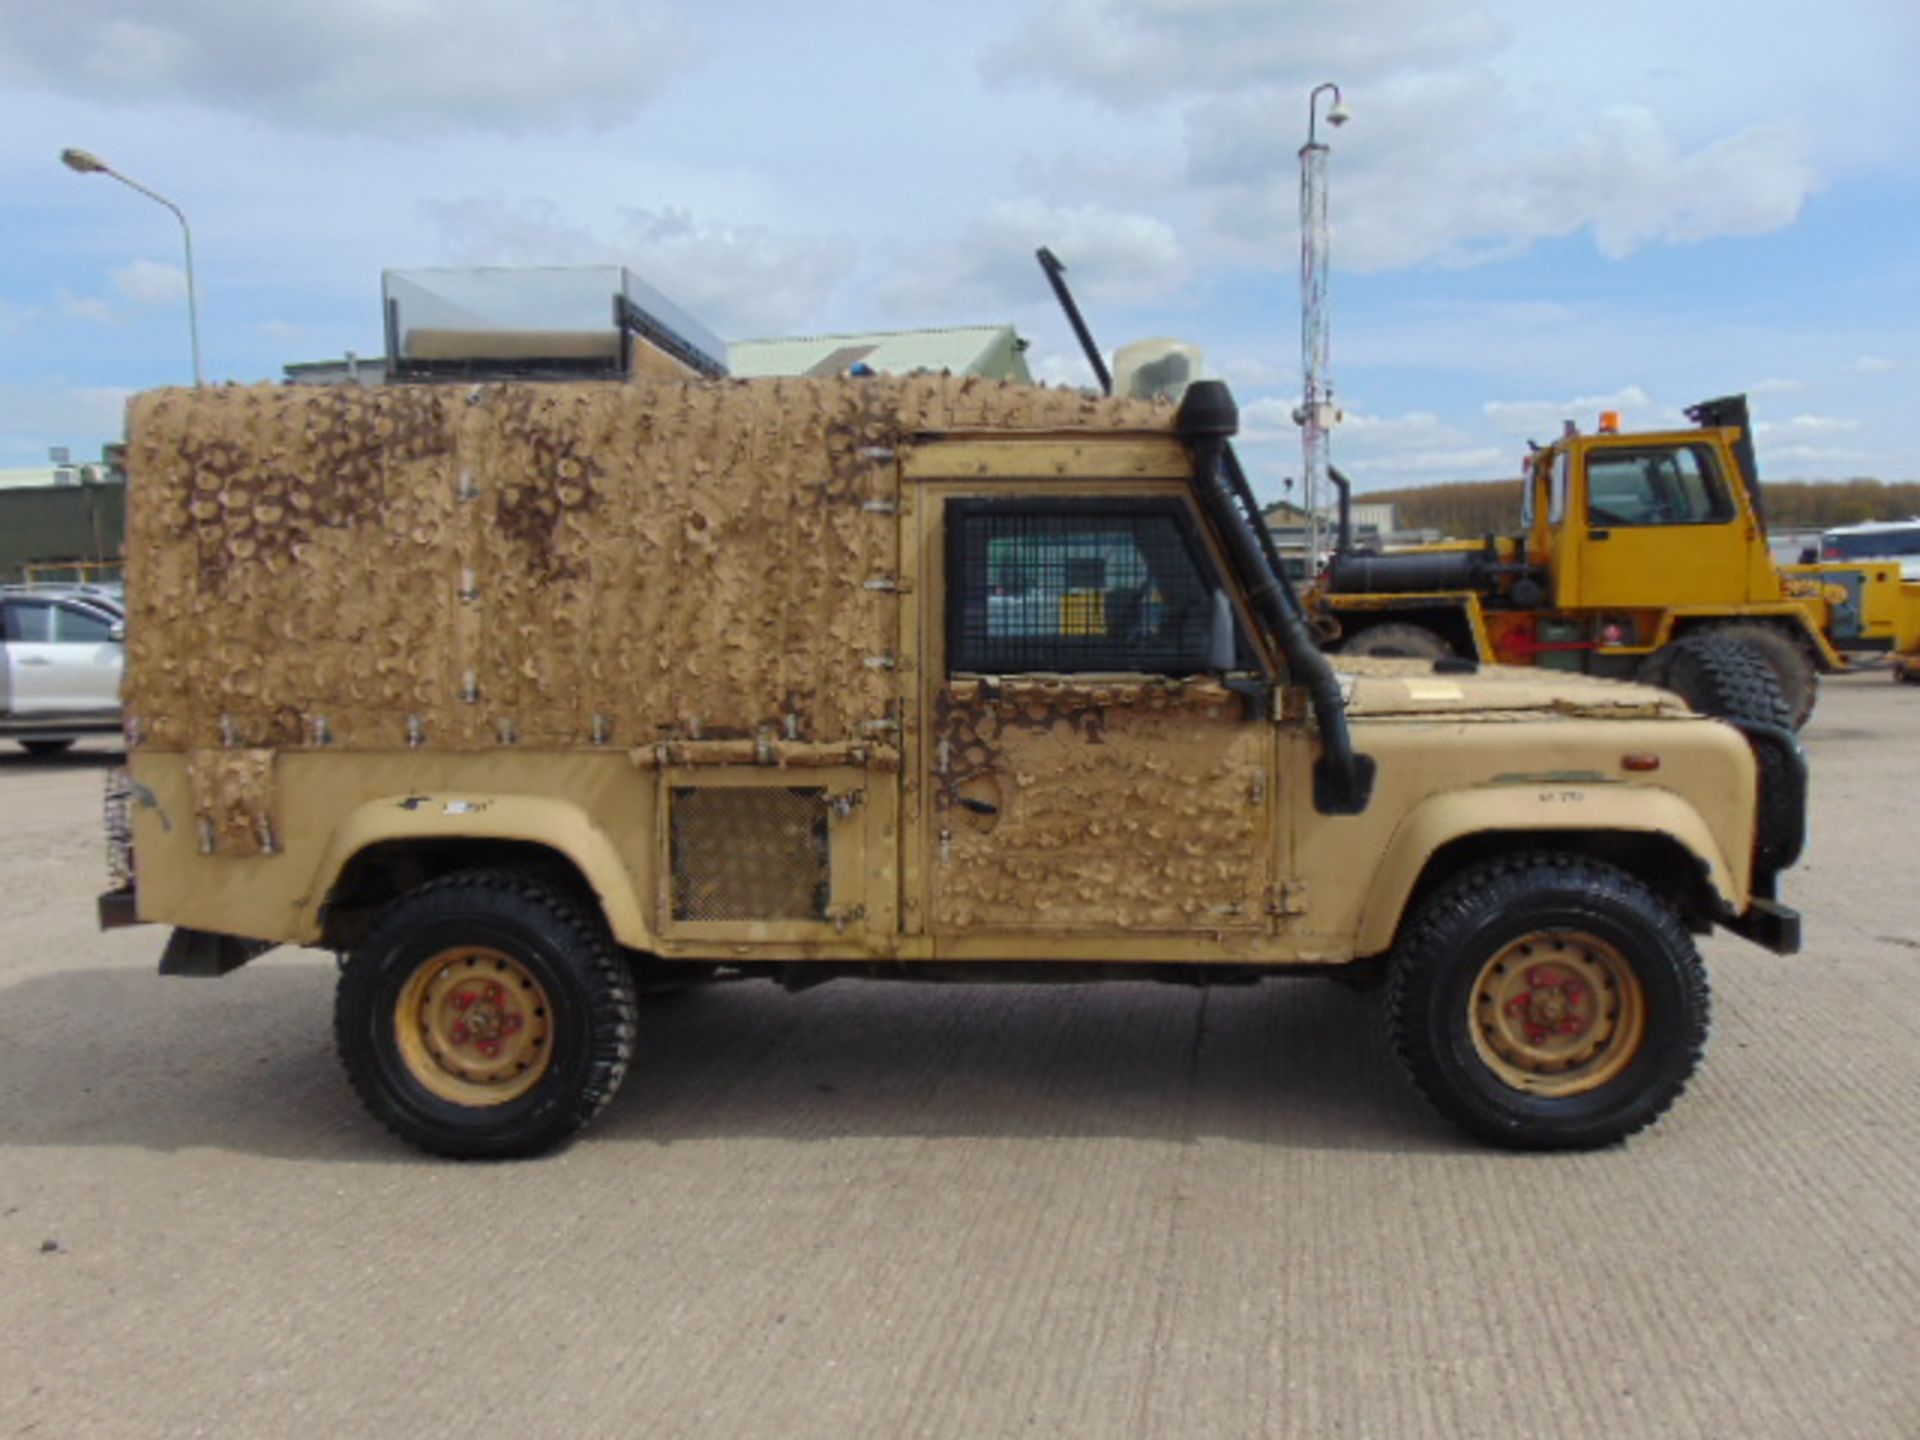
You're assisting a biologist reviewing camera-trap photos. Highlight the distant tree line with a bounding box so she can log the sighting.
[1367,477,1920,538]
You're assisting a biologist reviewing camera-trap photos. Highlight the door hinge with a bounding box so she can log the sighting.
[825,902,867,935]
[1268,881,1310,917]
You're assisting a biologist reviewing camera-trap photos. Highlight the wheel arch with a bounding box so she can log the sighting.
[1354,791,1743,957]
[307,795,653,953]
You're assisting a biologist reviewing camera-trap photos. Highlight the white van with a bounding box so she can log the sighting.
[1821,519,1920,582]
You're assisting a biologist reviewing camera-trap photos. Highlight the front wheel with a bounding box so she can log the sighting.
[1387,855,1708,1149]
[336,871,637,1158]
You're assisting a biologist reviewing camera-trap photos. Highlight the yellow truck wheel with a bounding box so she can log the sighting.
[1638,633,1795,730]
[335,871,637,1158]
[1386,853,1707,1149]
[1702,622,1818,728]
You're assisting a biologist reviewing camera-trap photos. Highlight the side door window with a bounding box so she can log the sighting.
[53,603,117,644]
[1586,445,1734,526]
[946,499,1251,676]
[6,598,53,643]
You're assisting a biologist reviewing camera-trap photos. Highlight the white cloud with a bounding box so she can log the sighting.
[1854,356,1898,374]
[0,1,701,133]
[1765,442,1874,467]
[1482,386,1670,438]
[1748,376,1806,396]
[878,200,1184,319]
[1213,356,1295,391]
[1754,414,1861,436]
[1029,348,1103,390]
[59,292,117,326]
[982,0,1504,108]
[421,198,852,341]
[1197,88,1815,270]
[112,259,187,307]
[259,320,305,343]
[1238,398,1510,486]
[991,5,1816,272]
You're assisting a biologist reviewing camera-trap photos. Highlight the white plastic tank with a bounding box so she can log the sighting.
[1113,339,1205,403]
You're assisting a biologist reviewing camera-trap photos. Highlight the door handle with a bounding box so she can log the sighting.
[1588,530,1611,541]
[18,656,52,666]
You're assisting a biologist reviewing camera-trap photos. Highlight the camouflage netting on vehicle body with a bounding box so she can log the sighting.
[123,375,1171,756]
[931,679,1265,930]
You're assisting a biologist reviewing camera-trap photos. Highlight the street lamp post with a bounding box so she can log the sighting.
[60,148,203,386]
[1295,83,1348,569]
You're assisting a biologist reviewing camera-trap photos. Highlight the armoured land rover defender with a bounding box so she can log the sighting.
[98,372,1804,1157]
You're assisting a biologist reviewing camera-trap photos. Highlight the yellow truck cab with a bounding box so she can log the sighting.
[99,370,1806,1160]
[1318,398,1849,727]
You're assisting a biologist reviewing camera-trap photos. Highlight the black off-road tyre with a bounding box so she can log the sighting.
[1387,854,1709,1150]
[1638,633,1794,730]
[336,870,637,1159]
[1702,622,1819,728]
[1341,623,1453,660]
[19,739,76,757]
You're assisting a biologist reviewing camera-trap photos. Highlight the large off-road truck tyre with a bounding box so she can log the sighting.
[336,871,637,1159]
[1637,632,1794,730]
[1387,854,1709,1150]
[18,739,76,757]
[1698,622,1818,728]
[1340,622,1453,660]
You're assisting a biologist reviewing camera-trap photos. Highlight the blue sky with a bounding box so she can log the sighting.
[3,0,1916,501]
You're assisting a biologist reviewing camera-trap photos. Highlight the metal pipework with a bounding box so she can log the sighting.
[1178,381,1373,816]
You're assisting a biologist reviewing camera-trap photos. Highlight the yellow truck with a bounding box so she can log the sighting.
[1314,397,1920,726]
[99,373,1805,1158]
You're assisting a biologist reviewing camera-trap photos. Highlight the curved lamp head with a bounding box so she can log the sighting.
[61,148,108,174]
[1326,98,1351,128]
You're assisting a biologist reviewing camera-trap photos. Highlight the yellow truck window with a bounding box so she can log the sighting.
[1586,445,1734,526]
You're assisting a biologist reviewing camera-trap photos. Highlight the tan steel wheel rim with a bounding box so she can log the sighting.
[393,946,554,1107]
[1469,930,1647,1097]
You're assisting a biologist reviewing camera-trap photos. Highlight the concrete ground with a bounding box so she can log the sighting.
[2,674,1915,1439]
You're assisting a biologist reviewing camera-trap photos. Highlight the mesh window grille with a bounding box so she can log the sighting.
[670,786,832,922]
[947,500,1234,674]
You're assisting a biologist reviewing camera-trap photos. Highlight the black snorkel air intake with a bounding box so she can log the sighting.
[1178,381,1374,816]
[1033,248,1371,816]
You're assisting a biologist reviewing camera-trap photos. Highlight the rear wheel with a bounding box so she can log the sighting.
[336,871,637,1159]
[1637,633,1794,729]
[1387,854,1708,1149]
[1341,623,1452,660]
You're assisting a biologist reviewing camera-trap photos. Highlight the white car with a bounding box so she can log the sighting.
[1,587,124,755]
[1821,519,1920,582]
